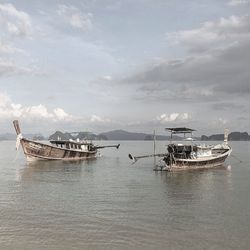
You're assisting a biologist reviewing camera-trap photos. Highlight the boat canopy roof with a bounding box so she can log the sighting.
[50,140,92,146]
[165,127,196,134]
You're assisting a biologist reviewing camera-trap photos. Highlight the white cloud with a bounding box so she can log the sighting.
[227,0,249,6]
[90,115,111,123]
[218,118,228,126]
[0,93,116,132]
[0,3,32,37]
[103,75,112,81]
[0,58,34,77]
[57,4,93,31]
[166,15,250,52]
[0,41,18,54]
[0,92,12,107]
[0,93,72,122]
[0,4,33,77]
[0,59,20,76]
[123,14,250,103]
[54,108,70,120]
[156,113,190,124]
[208,118,229,131]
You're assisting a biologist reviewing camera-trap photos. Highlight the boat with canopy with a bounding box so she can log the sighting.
[129,127,232,171]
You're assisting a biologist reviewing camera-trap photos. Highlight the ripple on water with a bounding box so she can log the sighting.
[0,141,250,249]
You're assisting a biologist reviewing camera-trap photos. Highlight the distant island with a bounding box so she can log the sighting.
[1,130,250,141]
[0,133,45,141]
[201,132,250,141]
[49,131,107,141]
[48,130,173,141]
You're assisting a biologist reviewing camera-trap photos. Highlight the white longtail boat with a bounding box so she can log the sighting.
[13,120,120,162]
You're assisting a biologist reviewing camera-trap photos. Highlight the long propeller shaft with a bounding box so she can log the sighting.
[128,153,167,163]
[94,144,120,150]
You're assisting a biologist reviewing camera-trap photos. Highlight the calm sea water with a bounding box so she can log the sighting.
[0,140,250,250]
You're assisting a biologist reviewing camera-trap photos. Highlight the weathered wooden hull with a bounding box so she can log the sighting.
[20,139,97,162]
[161,148,232,171]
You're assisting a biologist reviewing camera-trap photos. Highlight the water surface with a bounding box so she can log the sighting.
[0,141,249,249]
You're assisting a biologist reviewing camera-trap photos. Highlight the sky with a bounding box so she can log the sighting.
[0,0,250,136]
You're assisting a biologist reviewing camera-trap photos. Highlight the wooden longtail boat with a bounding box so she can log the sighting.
[13,120,120,162]
[129,127,232,171]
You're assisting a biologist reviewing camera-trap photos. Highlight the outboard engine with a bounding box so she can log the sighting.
[163,154,170,165]
[165,144,176,167]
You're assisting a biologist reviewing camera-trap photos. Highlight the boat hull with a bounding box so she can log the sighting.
[161,148,232,171]
[20,139,98,162]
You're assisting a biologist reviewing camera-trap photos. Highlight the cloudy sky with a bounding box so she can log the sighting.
[0,0,250,135]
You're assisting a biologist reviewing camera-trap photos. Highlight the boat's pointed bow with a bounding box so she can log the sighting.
[13,120,21,135]
[13,120,23,150]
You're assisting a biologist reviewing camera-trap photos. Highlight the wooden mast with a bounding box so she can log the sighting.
[153,130,156,168]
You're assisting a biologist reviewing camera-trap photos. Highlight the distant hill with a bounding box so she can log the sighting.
[99,130,148,140]
[48,130,173,141]
[1,130,250,141]
[201,134,224,141]
[0,133,46,141]
[201,132,250,141]
[229,132,250,141]
[32,135,46,141]
[48,131,107,141]
[98,130,179,141]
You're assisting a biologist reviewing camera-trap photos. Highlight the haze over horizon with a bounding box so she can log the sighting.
[0,0,250,136]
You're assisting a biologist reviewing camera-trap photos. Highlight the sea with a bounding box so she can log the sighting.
[0,140,249,250]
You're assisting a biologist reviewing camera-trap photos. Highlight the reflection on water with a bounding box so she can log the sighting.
[16,159,98,183]
[156,164,233,204]
[0,141,249,250]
